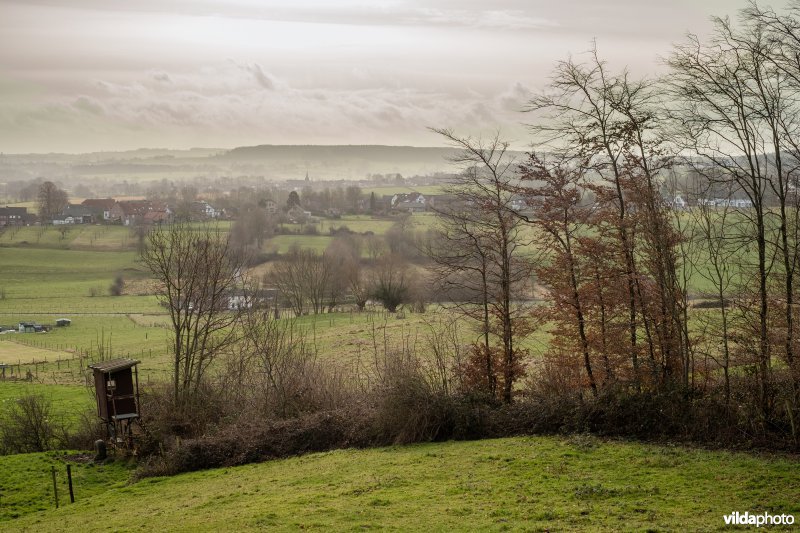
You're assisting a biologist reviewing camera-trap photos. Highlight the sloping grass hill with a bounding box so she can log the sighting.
[5,436,799,532]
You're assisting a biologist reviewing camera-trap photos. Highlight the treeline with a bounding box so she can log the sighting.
[422,4,800,444]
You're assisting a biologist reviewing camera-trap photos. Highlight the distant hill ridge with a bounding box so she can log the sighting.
[0,144,529,181]
[220,144,465,164]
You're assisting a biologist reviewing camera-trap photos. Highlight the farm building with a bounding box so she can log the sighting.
[0,206,32,226]
[81,198,116,220]
[18,321,46,333]
[391,192,427,213]
[62,204,95,223]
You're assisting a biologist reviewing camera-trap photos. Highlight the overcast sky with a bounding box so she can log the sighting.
[0,0,766,153]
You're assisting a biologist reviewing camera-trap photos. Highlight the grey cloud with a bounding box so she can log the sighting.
[72,95,104,115]
[245,63,275,91]
[152,71,172,83]
[0,62,533,151]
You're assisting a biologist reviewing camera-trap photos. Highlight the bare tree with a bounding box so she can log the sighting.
[0,394,58,453]
[667,12,790,413]
[325,236,361,311]
[427,129,534,402]
[142,222,244,406]
[365,233,387,260]
[372,253,409,313]
[268,246,308,317]
[268,246,339,315]
[690,179,747,404]
[348,263,372,311]
[345,185,363,214]
[741,1,800,405]
[230,205,271,253]
[37,181,68,221]
[302,250,331,315]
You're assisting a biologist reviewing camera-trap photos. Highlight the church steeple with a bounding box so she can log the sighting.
[305,171,309,182]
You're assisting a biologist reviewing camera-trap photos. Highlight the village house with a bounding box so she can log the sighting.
[263,199,277,216]
[60,204,94,224]
[375,195,393,212]
[286,205,313,223]
[0,206,32,226]
[18,321,46,333]
[509,195,536,218]
[391,192,427,213]
[109,200,152,226]
[227,288,279,310]
[191,200,220,220]
[52,215,77,225]
[670,195,689,210]
[81,198,117,221]
[142,209,171,225]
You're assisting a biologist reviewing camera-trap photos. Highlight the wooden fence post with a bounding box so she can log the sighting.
[67,465,75,503]
[51,466,59,509]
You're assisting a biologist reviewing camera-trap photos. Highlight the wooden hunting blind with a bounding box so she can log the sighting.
[89,358,141,446]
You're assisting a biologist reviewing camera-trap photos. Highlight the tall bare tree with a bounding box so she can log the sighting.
[666,10,796,413]
[689,179,747,404]
[427,129,534,402]
[268,246,345,316]
[142,222,244,406]
[741,1,800,404]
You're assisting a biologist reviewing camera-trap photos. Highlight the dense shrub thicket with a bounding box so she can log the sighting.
[131,333,798,479]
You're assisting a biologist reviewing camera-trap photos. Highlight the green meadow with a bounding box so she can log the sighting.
[3,437,798,531]
[0,225,135,251]
[0,382,93,424]
[316,215,397,235]
[0,452,133,522]
[0,246,145,300]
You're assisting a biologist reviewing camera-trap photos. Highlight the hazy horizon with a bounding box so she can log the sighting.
[0,142,474,157]
[1,0,762,153]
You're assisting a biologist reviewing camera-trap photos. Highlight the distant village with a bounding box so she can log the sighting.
[0,170,476,228]
[0,192,463,227]
[0,168,760,229]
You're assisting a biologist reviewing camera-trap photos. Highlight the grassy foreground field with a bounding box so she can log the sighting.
[4,436,798,532]
[0,452,132,521]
